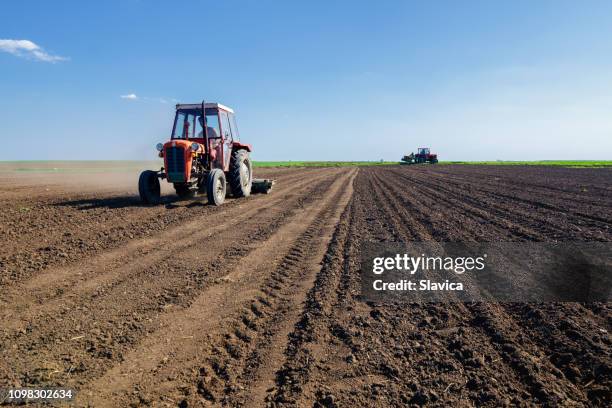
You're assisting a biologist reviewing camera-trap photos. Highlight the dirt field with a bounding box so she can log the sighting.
[0,164,610,407]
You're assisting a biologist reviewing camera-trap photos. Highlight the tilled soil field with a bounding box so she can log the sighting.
[0,165,610,407]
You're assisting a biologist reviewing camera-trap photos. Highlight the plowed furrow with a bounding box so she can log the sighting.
[389,168,611,239]
[269,166,610,407]
[0,170,334,327]
[0,168,343,395]
[0,168,328,286]
[370,169,596,402]
[381,170,551,240]
[405,167,612,223]
[74,168,357,407]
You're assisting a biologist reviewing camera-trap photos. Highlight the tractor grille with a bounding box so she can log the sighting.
[166,146,186,182]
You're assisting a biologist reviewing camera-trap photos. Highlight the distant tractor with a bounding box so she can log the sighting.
[401,147,438,164]
[139,102,274,206]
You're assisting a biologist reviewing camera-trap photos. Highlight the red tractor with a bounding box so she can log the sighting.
[139,102,273,206]
[401,147,438,164]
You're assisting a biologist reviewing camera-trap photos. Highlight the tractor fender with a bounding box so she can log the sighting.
[232,141,252,152]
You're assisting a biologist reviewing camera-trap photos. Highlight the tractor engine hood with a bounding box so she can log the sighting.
[162,140,201,183]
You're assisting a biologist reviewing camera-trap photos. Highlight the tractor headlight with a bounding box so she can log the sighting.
[191,142,199,152]
[156,143,163,152]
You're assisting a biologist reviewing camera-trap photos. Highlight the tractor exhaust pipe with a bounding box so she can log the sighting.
[201,100,210,168]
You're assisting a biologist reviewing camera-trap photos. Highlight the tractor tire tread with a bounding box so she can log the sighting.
[138,170,161,205]
[207,168,226,206]
[228,149,252,198]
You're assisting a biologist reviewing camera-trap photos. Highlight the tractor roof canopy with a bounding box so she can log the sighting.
[176,102,234,114]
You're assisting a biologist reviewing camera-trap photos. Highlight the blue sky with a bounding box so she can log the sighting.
[1,0,612,161]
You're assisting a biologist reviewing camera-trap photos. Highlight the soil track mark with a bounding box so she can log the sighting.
[0,168,324,286]
[0,169,334,329]
[0,168,343,393]
[77,168,357,406]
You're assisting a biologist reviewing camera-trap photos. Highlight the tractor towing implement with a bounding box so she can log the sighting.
[139,101,274,205]
[401,147,438,164]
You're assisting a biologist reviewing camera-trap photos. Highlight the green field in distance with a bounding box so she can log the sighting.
[0,160,610,173]
[439,160,612,168]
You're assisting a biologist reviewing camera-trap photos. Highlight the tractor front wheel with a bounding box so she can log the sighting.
[207,169,226,206]
[138,170,161,205]
[229,149,252,198]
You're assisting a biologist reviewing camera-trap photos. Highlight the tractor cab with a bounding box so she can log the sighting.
[418,147,430,156]
[171,103,238,143]
[170,103,242,171]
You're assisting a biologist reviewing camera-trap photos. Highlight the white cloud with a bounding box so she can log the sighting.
[0,39,67,62]
[120,94,171,103]
[120,93,139,100]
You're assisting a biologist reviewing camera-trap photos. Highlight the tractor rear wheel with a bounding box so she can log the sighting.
[174,184,195,199]
[138,170,161,205]
[207,169,226,206]
[229,149,252,198]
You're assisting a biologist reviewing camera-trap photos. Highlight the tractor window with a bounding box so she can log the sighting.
[172,112,201,139]
[198,113,220,139]
[220,111,232,141]
[173,112,192,139]
[172,111,221,139]
[229,115,240,140]
[195,115,204,138]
